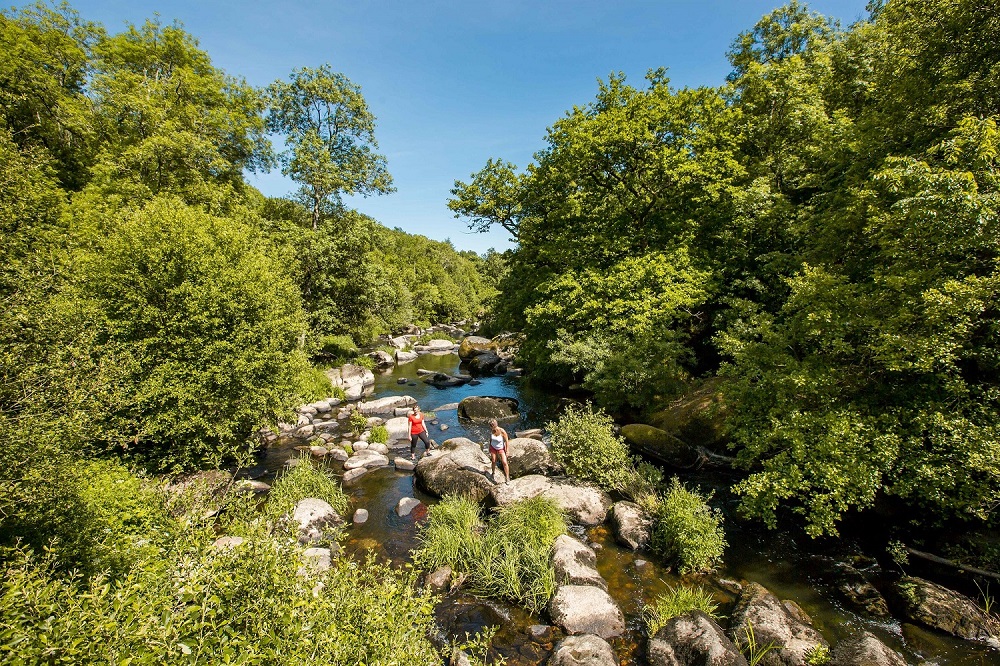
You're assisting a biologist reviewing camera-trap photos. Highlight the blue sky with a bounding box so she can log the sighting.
[68,1,871,253]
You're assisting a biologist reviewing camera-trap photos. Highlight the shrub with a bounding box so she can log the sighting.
[349,409,368,436]
[351,354,377,371]
[548,403,633,492]
[415,495,567,612]
[316,334,358,359]
[649,478,726,573]
[370,424,389,444]
[329,384,347,401]
[643,584,720,636]
[297,363,333,402]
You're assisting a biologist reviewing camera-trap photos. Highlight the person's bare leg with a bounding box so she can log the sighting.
[499,450,510,483]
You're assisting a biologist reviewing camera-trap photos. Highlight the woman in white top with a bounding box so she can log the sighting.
[487,418,510,484]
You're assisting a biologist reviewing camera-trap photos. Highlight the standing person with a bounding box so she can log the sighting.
[408,406,434,460]
[488,418,510,484]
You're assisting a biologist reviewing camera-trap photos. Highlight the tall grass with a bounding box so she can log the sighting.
[415,495,567,612]
[264,458,349,523]
[643,584,720,635]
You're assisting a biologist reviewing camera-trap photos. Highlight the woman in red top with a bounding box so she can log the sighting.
[408,406,434,460]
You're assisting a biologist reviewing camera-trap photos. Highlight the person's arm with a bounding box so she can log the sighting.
[502,428,509,452]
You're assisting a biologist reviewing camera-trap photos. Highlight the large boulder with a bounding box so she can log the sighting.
[649,611,747,666]
[507,438,564,478]
[489,475,612,526]
[727,583,828,666]
[551,535,606,589]
[358,395,416,415]
[548,585,625,639]
[325,363,375,400]
[367,350,395,367]
[647,377,729,449]
[395,349,419,364]
[829,631,906,666]
[458,396,519,423]
[292,498,343,543]
[548,634,617,666]
[414,437,495,503]
[890,576,1000,643]
[459,335,497,360]
[620,423,703,469]
[610,501,652,550]
[467,351,503,375]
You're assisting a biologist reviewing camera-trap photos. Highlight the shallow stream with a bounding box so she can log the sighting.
[258,353,998,665]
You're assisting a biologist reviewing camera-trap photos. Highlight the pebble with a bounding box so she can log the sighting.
[397,377,407,384]
[634,559,648,568]
[440,424,449,431]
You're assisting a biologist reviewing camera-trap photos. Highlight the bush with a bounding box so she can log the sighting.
[649,478,726,573]
[316,334,358,359]
[296,363,333,402]
[349,409,368,436]
[643,584,719,636]
[370,424,389,444]
[351,354,377,371]
[415,495,567,612]
[548,403,633,492]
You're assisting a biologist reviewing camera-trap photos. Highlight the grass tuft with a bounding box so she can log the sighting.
[643,584,720,636]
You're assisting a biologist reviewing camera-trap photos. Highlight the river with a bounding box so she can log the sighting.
[262,352,998,665]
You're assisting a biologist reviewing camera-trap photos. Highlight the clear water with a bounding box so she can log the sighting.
[261,353,1000,665]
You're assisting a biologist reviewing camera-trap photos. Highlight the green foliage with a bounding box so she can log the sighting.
[58,196,307,472]
[415,495,567,612]
[267,65,393,228]
[448,158,526,239]
[349,409,368,436]
[548,404,634,492]
[351,354,377,371]
[738,621,780,666]
[296,365,333,402]
[805,644,831,666]
[316,334,358,359]
[649,479,726,573]
[369,424,389,444]
[643,584,720,636]
[264,458,349,525]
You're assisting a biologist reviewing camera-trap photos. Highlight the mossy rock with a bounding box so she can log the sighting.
[647,377,729,449]
[458,336,497,360]
[457,396,519,422]
[620,423,702,469]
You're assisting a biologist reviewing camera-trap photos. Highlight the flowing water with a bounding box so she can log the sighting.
[259,352,999,665]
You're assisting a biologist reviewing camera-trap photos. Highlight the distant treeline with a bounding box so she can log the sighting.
[450,0,1000,537]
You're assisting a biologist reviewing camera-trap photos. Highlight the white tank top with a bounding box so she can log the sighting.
[489,432,504,450]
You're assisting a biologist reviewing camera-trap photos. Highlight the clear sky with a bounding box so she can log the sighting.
[67,0,871,254]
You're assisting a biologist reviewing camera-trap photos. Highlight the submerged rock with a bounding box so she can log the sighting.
[649,611,747,666]
[396,497,422,517]
[829,631,906,666]
[423,372,472,387]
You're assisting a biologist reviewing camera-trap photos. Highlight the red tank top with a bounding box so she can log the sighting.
[408,413,425,435]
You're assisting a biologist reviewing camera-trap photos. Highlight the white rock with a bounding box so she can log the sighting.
[551,535,606,589]
[548,585,625,639]
[353,509,369,524]
[549,634,617,666]
[342,467,368,483]
[366,442,389,455]
[384,416,411,441]
[490,475,613,526]
[395,350,419,364]
[395,457,416,471]
[396,497,422,517]
[359,395,417,415]
[344,449,389,470]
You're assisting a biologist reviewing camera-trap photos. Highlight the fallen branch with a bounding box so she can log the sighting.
[905,546,1000,583]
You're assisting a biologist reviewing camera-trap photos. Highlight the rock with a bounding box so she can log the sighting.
[309,445,328,457]
[236,480,271,494]
[426,338,456,349]
[610,502,653,550]
[468,379,481,386]
[352,508,369,524]
[325,363,375,400]
[489,475,612,526]
[384,416,411,442]
[415,437,494,503]
[620,423,704,469]
[726,583,828,666]
[390,336,409,349]
[551,535,606,589]
[458,396,519,422]
[295,424,316,439]
[358,395,417,415]
[829,631,906,666]
[344,449,390,470]
[397,377,408,384]
[298,405,318,416]
[366,442,389,455]
[833,563,890,618]
[395,350,419,364]
[368,350,395,367]
[292,498,342,543]
[424,372,473,387]
[299,547,332,575]
[440,423,449,431]
[647,377,729,449]
[649,611,747,666]
[434,402,460,411]
[467,351,503,375]
[548,634,617,666]
[425,566,453,594]
[459,335,497,360]
[212,536,245,551]
[396,497,422,517]
[507,438,564,478]
[342,468,368,483]
[313,419,339,433]
[890,576,1000,643]
[394,457,416,471]
[352,441,370,451]
[516,428,544,438]
[548,585,625,639]
[529,624,555,641]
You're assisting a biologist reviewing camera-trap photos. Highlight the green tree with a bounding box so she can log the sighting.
[267,65,394,229]
[448,158,526,240]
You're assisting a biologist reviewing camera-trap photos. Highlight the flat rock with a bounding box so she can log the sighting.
[236,480,271,494]
[551,535,606,590]
[507,438,564,478]
[829,631,906,666]
[548,585,625,639]
[395,350,419,364]
[434,403,460,411]
[394,457,416,471]
[649,611,747,666]
[458,335,497,360]
[457,396,519,422]
[384,416,411,442]
[415,437,494,503]
[611,501,653,550]
[489,475,612,526]
[299,547,332,575]
[366,442,389,455]
[358,395,416,415]
[549,634,617,666]
[344,449,390,470]
[891,576,1000,644]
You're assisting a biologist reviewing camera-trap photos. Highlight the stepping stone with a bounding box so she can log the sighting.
[396,497,422,517]
[342,467,368,483]
[395,457,416,471]
[353,508,369,524]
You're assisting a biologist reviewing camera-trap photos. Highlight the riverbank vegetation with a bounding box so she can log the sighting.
[453,0,1000,541]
